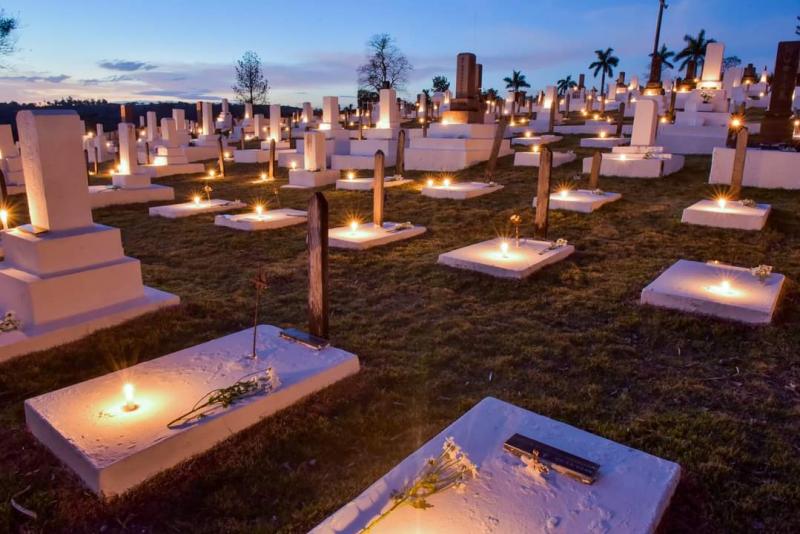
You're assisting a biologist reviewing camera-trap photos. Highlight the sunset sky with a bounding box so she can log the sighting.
[0,0,795,106]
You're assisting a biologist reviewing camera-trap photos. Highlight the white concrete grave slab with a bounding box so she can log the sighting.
[287,131,338,188]
[514,150,576,168]
[537,189,622,213]
[641,260,785,324]
[149,198,246,219]
[438,237,574,279]
[313,396,680,534]
[214,208,307,231]
[681,200,770,230]
[328,222,426,250]
[0,110,179,362]
[336,175,413,191]
[709,148,800,189]
[580,136,629,149]
[421,181,503,200]
[25,325,359,498]
[511,134,563,147]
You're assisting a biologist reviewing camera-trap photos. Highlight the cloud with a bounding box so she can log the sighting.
[98,60,156,72]
[0,73,70,83]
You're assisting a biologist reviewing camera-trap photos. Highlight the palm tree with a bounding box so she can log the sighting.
[675,29,716,77]
[503,70,531,92]
[588,48,619,98]
[650,44,675,71]
[556,75,577,96]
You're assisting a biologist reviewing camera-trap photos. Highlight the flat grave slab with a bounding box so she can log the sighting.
[336,177,413,191]
[536,189,622,213]
[438,237,574,279]
[89,185,174,209]
[287,169,339,188]
[511,134,563,147]
[312,396,680,534]
[514,151,576,168]
[581,153,685,178]
[681,200,770,231]
[641,259,785,324]
[142,163,205,178]
[421,182,503,200]
[149,199,246,219]
[329,222,426,250]
[24,325,359,497]
[579,136,629,149]
[214,208,307,231]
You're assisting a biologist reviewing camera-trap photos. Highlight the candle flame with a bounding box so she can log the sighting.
[122,383,138,412]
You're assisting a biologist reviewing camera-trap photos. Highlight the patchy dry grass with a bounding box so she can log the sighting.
[1,135,799,533]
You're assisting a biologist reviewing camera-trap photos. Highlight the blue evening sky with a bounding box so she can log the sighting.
[0,0,795,106]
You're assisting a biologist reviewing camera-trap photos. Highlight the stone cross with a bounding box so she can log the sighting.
[373,150,385,227]
[729,128,748,200]
[588,151,602,190]
[307,192,329,339]
[17,110,93,232]
[395,129,405,178]
[534,146,553,239]
[484,116,508,181]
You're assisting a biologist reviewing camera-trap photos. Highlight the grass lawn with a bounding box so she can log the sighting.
[1,133,799,533]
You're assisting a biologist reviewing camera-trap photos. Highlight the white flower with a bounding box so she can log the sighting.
[750,265,773,282]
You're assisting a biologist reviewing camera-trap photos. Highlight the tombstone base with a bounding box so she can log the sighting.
[278,151,303,169]
[232,149,270,164]
[536,189,622,213]
[511,135,563,147]
[24,325,358,497]
[641,260,785,324]
[681,200,770,230]
[514,151,576,168]
[214,208,307,231]
[89,185,175,209]
[709,147,800,189]
[184,145,219,162]
[0,286,178,363]
[421,182,503,200]
[335,177,413,191]
[142,163,205,178]
[5,184,25,196]
[287,169,339,188]
[329,222,426,250]
[581,153,684,178]
[149,199,246,219]
[438,237,574,279]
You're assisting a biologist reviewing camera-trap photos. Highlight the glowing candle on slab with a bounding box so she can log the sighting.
[599,131,607,139]
[426,178,434,187]
[122,383,138,412]
[347,171,355,181]
[255,204,264,219]
[500,241,509,258]
[717,197,727,210]
[290,161,297,170]
[524,131,532,138]
[620,154,627,161]
[442,178,451,188]
[532,145,540,153]
[260,172,267,181]
[208,169,216,179]
[559,189,569,199]
[349,220,359,234]
[193,195,201,205]
[0,208,8,230]
[706,278,740,298]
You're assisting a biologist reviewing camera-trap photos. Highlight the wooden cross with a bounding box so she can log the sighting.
[217,135,226,177]
[588,151,602,190]
[616,103,625,138]
[534,146,553,239]
[93,145,99,176]
[0,166,8,204]
[565,92,571,117]
[484,116,509,181]
[729,127,749,200]
[395,129,406,178]
[548,101,556,133]
[250,265,269,359]
[308,193,329,339]
[373,150,385,227]
[268,138,276,179]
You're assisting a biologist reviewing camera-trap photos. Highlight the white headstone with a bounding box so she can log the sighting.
[543,86,557,109]
[302,102,313,123]
[322,97,340,129]
[201,102,214,136]
[630,99,658,146]
[221,98,230,115]
[138,116,145,128]
[244,102,253,119]
[702,42,725,83]
[146,111,158,142]
[269,104,281,143]
[378,88,399,129]
[17,110,93,232]
[160,118,179,148]
[304,131,326,171]
[118,122,138,175]
[0,124,17,158]
[253,114,266,138]
[172,108,186,131]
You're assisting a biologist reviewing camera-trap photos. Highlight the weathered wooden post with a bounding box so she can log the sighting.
[548,101,556,133]
[729,128,748,200]
[373,150,385,228]
[307,192,329,339]
[93,145,99,175]
[616,102,626,138]
[395,129,405,178]
[565,92,571,117]
[534,146,553,239]
[217,135,226,177]
[144,140,150,165]
[484,116,508,181]
[588,150,602,190]
[0,166,8,204]
[269,138,276,179]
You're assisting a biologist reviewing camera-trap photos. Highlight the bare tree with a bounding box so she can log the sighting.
[0,10,19,66]
[357,33,412,93]
[232,50,269,104]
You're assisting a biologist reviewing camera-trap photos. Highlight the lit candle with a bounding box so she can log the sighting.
[730,118,742,128]
[255,204,264,219]
[426,178,434,187]
[347,171,355,181]
[442,178,451,187]
[193,195,201,205]
[208,169,216,179]
[290,161,297,170]
[524,131,532,138]
[260,172,267,181]
[532,145,540,153]
[122,383,138,412]
[599,131,607,139]
[559,189,569,199]
[349,220,359,234]
[717,197,727,209]
[500,241,509,258]
[619,154,627,161]
[0,208,8,230]
[706,278,740,298]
